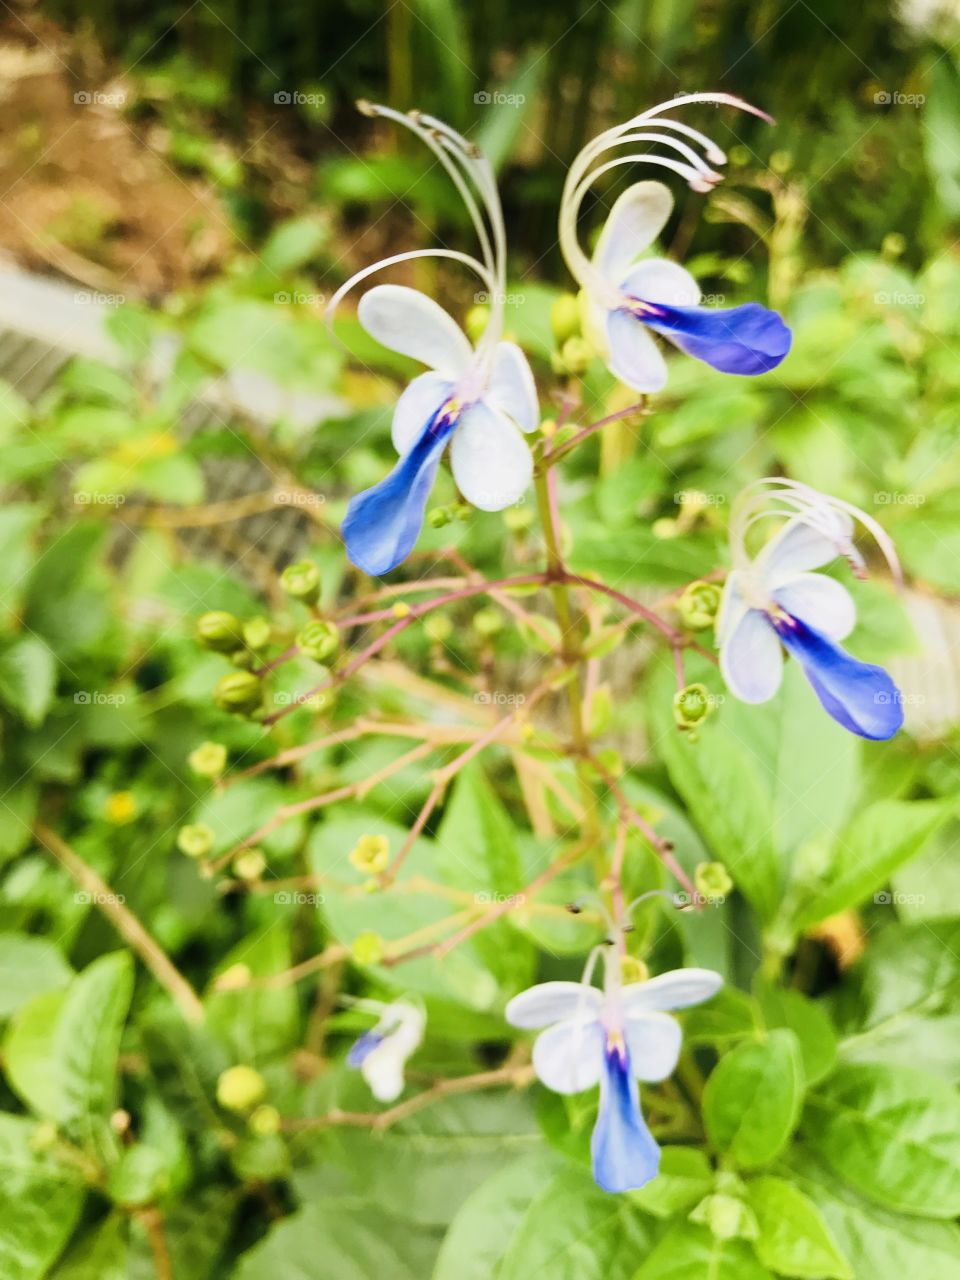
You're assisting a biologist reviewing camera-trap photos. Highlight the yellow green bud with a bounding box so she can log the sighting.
[280,559,320,604]
[620,956,649,984]
[177,823,216,858]
[690,1193,758,1241]
[30,1121,58,1153]
[233,848,267,881]
[427,506,451,529]
[297,620,340,663]
[673,683,713,731]
[504,505,533,533]
[424,614,453,643]
[550,293,582,344]
[464,304,490,345]
[216,963,252,991]
[196,610,244,653]
[695,861,733,900]
[188,741,228,779]
[472,607,504,638]
[560,336,593,376]
[213,671,262,716]
[349,834,390,875]
[228,648,255,670]
[677,580,722,631]
[243,617,273,652]
[249,1104,281,1137]
[882,232,906,259]
[769,148,792,174]
[104,791,137,825]
[351,930,385,966]
[391,602,411,619]
[216,1065,266,1113]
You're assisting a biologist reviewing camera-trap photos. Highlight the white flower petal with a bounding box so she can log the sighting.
[757,513,853,585]
[624,1011,683,1082]
[772,573,856,643]
[358,284,473,377]
[485,342,539,432]
[605,309,668,393]
[361,1047,405,1102]
[532,1016,605,1094]
[720,606,784,703]
[451,401,533,511]
[594,181,674,282]
[391,371,454,454]
[621,969,724,1015]
[619,258,701,308]
[505,981,603,1029]
[715,571,749,651]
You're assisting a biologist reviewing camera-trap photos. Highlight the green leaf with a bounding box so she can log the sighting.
[0,934,73,1017]
[703,1029,804,1168]
[496,1165,654,1280]
[260,216,328,273]
[629,1146,714,1219]
[0,506,42,625]
[788,800,950,930]
[0,1114,85,1280]
[234,1201,441,1280]
[3,991,66,1117]
[803,1062,960,1217]
[748,1176,852,1279]
[633,1222,771,1279]
[0,636,57,727]
[755,982,837,1085]
[205,927,299,1060]
[433,1151,561,1279]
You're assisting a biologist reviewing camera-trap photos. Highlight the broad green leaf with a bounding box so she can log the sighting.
[0,934,72,1017]
[205,927,299,1060]
[0,505,42,625]
[790,1151,960,1280]
[748,1176,852,1279]
[703,1029,804,1168]
[633,1222,771,1279]
[496,1165,654,1280]
[0,1113,85,1279]
[260,216,328,273]
[755,982,837,1084]
[788,800,950,931]
[629,1146,714,1218]
[432,1151,560,1279]
[3,991,66,1116]
[0,636,57,727]
[803,1062,960,1217]
[52,1215,128,1280]
[234,1202,441,1280]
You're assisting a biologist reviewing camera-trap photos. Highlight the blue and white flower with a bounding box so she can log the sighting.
[717,479,904,739]
[559,93,791,392]
[347,997,425,1102]
[328,104,538,576]
[506,963,722,1193]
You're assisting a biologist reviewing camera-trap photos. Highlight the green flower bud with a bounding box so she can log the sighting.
[213,671,263,716]
[297,620,340,663]
[188,741,228,779]
[30,1121,58,1153]
[349,834,390,875]
[233,848,267,881]
[677,580,722,631]
[280,559,320,605]
[472,607,504,638]
[452,502,472,522]
[196,610,244,653]
[620,956,649,984]
[177,823,216,858]
[550,293,582,344]
[769,148,792,174]
[351,930,385,966]
[690,1193,758,1242]
[882,231,906,259]
[243,616,273,652]
[560,336,593,376]
[464,304,490,345]
[504,505,533,533]
[249,1104,281,1137]
[424,614,453,643]
[217,1065,266,1113]
[229,647,255,669]
[673,683,713,732]
[427,506,451,529]
[695,860,733,901]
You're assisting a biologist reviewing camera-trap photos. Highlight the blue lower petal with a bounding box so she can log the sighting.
[591,1039,661,1193]
[342,407,458,575]
[772,613,904,740]
[347,1030,384,1067]
[639,301,791,375]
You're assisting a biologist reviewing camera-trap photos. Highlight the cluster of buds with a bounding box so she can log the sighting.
[549,292,594,377]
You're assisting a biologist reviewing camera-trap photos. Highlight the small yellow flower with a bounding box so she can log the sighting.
[391,601,411,619]
[104,792,137,825]
[352,930,385,966]
[349,834,390,875]
[217,1065,266,1113]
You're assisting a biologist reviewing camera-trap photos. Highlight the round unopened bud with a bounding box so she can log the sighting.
[673,683,713,732]
[428,506,451,529]
[229,648,254,670]
[249,1104,281,1137]
[351,930,385,966]
[233,848,267,881]
[677,580,722,631]
[690,1193,758,1242]
[424,614,453,643]
[391,601,411,619]
[882,231,906,259]
[217,1065,266,1113]
[297,620,339,663]
[652,517,678,540]
[550,293,581,345]
[104,791,137,825]
[769,148,792,174]
[560,336,592,376]
[465,304,490,345]
[188,741,228,779]
[695,860,733,900]
[472,607,504,638]
[196,611,244,653]
[540,417,557,439]
[280,560,320,604]
[620,956,649,984]
[504,505,533,533]
[110,1109,131,1135]
[452,503,472,522]
[213,671,262,716]
[349,834,390,875]
[243,616,273,652]
[177,823,215,858]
